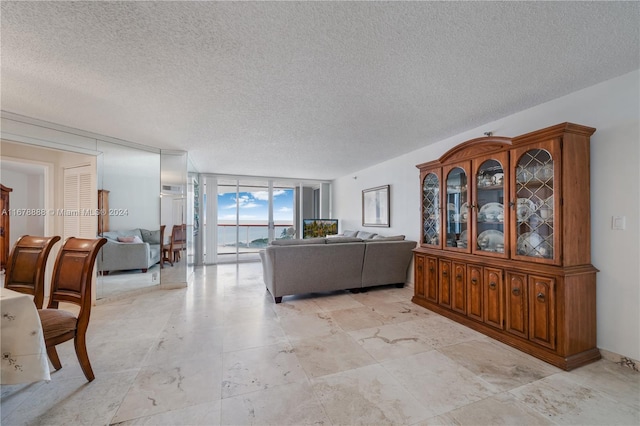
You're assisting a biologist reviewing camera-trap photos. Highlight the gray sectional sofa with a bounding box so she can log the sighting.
[259,232,416,303]
[97,228,162,274]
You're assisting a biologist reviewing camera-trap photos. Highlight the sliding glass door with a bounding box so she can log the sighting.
[214,179,295,263]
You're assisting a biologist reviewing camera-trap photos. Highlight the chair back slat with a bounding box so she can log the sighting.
[48,237,107,312]
[172,224,186,244]
[4,235,61,308]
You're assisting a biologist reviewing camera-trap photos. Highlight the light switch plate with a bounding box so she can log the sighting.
[612,216,626,230]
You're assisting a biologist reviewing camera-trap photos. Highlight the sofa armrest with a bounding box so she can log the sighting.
[361,240,417,286]
[260,250,274,292]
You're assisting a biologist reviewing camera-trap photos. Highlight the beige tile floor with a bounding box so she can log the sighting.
[1,262,639,425]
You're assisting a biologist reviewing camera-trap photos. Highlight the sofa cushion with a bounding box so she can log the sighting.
[325,237,363,244]
[109,229,144,240]
[100,231,120,242]
[140,228,161,244]
[370,235,406,241]
[356,231,378,240]
[342,230,358,237]
[271,238,326,246]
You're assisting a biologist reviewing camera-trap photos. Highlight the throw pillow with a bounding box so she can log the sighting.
[117,235,144,243]
[343,230,358,237]
[356,231,378,240]
[141,229,161,244]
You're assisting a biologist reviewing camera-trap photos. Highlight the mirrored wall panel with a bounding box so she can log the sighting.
[160,151,188,286]
[95,141,161,300]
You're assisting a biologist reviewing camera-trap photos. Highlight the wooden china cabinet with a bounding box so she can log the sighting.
[1,184,13,271]
[412,123,599,370]
[98,189,110,234]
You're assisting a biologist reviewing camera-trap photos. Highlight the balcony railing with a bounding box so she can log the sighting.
[217,223,294,254]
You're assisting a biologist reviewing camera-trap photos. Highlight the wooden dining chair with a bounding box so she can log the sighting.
[163,224,186,265]
[4,235,61,309]
[159,225,169,268]
[171,224,186,263]
[161,224,174,267]
[37,237,107,382]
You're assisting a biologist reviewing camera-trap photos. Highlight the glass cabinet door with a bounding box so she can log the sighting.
[444,165,468,250]
[514,148,555,260]
[422,172,441,247]
[474,155,507,256]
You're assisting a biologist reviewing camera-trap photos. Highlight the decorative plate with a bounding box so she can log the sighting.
[460,230,467,243]
[447,202,457,221]
[478,202,504,222]
[460,202,469,222]
[477,230,504,251]
[517,232,544,256]
[516,198,536,222]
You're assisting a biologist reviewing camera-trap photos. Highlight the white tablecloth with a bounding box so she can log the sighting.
[1,287,51,384]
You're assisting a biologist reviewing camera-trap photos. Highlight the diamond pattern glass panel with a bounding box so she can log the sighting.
[516,149,554,259]
[422,173,440,245]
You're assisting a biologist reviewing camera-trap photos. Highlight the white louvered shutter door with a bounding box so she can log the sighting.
[63,165,96,239]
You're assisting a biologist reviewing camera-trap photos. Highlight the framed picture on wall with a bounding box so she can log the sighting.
[362,185,390,227]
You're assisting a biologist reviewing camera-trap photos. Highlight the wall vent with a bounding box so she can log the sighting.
[161,185,183,195]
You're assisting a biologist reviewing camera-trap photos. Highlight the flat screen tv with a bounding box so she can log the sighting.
[303,219,338,239]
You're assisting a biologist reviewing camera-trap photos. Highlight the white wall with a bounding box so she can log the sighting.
[333,70,640,361]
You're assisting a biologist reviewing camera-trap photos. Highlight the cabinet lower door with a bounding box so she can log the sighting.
[467,265,483,321]
[414,254,426,298]
[439,259,452,308]
[506,272,528,338]
[483,267,504,329]
[451,262,466,314]
[529,275,556,350]
[425,256,438,303]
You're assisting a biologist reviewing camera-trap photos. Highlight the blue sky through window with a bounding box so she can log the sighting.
[217,188,294,224]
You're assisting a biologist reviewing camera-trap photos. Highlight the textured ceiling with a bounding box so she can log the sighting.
[1,1,638,180]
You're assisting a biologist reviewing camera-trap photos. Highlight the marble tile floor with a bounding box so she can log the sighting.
[1,261,638,425]
[96,264,161,301]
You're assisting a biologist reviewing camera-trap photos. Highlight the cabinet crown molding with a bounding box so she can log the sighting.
[416,122,596,170]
